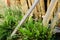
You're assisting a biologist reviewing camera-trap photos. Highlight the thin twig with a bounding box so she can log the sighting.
[10,0,39,37]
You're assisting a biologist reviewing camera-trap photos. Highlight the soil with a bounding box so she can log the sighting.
[53,33,60,40]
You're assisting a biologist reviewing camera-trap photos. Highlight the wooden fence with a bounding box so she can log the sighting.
[13,0,58,20]
[0,0,59,37]
[0,0,58,20]
[0,0,59,25]
[5,0,47,19]
[10,0,59,37]
[20,0,45,19]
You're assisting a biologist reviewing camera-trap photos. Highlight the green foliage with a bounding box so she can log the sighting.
[0,14,3,18]
[0,7,54,40]
[0,8,22,40]
[19,18,53,40]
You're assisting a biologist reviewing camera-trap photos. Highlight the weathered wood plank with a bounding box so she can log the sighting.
[47,0,51,8]
[30,0,39,19]
[28,0,33,20]
[50,0,60,34]
[27,0,32,8]
[43,0,58,26]
[40,0,45,16]
[36,2,41,19]
[10,0,39,37]
[20,0,28,14]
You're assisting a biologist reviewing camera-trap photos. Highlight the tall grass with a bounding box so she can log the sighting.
[0,7,54,40]
[0,7,22,40]
[18,17,54,40]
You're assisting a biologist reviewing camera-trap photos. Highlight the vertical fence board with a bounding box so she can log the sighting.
[43,0,58,26]
[58,0,60,19]
[40,0,45,16]
[20,0,28,14]
[27,0,33,20]
[47,0,50,8]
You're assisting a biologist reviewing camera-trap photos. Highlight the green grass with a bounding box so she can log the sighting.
[0,8,22,40]
[0,7,54,40]
[19,17,53,40]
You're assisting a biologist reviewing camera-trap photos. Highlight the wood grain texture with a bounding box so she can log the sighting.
[43,0,58,26]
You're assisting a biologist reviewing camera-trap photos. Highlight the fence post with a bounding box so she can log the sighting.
[43,0,58,26]
[20,0,28,14]
[40,0,45,16]
[50,0,60,33]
